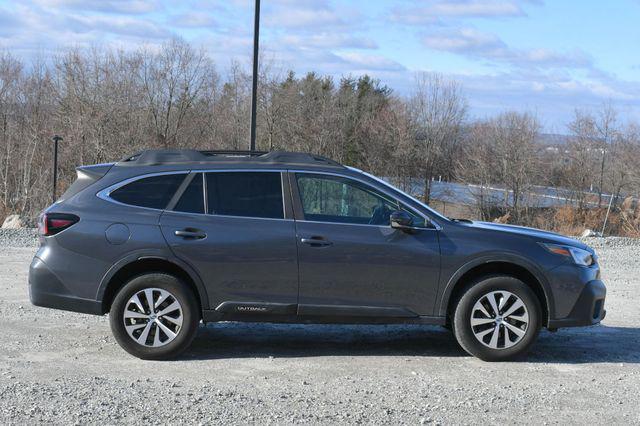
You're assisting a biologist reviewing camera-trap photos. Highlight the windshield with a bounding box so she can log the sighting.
[346,166,450,223]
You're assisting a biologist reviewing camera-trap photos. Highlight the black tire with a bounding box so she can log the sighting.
[109,273,200,360]
[452,275,542,361]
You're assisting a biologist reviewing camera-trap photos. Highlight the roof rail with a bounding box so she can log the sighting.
[201,150,268,157]
[259,151,343,167]
[116,149,344,168]
[118,150,208,166]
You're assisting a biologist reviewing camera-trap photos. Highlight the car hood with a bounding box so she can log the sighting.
[459,220,590,250]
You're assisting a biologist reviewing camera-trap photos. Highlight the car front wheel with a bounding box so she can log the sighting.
[453,276,542,361]
[109,273,200,360]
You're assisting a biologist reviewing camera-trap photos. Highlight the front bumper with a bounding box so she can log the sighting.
[547,279,606,328]
[29,256,103,315]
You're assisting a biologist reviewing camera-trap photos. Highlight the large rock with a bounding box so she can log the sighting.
[1,215,26,229]
[581,229,602,238]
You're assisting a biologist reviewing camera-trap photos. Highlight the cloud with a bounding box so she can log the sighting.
[0,1,172,50]
[423,27,593,69]
[520,48,592,68]
[336,52,406,72]
[391,0,526,25]
[168,12,217,28]
[428,1,525,17]
[33,0,160,14]
[253,44,406,82]
[66,15,171,39]
[279,33,377,50]
[433,66,640,130]
[262,0,365,33]
[254,0,380,75]
[0,7,26,37]
[424,27,503,52]
[265,8,344,29]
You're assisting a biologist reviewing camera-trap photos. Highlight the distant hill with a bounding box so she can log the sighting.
[536,133,576,146]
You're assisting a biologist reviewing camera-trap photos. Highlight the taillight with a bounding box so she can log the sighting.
[38,213,79,236]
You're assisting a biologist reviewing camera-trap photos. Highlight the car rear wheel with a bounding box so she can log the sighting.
[109,273,200,360]
[453,276,541,361]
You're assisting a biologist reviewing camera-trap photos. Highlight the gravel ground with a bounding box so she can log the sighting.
[0,236,639,425]
[0,228,38,248]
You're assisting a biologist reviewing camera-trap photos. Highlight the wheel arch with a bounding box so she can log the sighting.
[97,253,209,314]
[439,255,552,327]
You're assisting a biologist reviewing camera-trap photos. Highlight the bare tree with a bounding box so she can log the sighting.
[457,122,499,220]
[0,52,23,213]
[458,111,541,223]
[408,73,467,202]
[568,104,619,206]
[0,41,639,238]
[139,38,217,148]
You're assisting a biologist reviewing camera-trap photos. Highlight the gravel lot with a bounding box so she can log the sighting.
[0,232,639,424]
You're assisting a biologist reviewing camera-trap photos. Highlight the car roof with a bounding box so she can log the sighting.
[116,149,345,170]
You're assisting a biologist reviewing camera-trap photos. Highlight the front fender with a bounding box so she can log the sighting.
[436,252,554,322]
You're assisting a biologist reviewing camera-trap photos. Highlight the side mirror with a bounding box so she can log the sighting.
[390,210,414,232]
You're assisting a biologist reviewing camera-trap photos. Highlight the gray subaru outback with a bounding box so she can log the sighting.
[29,150,606,361]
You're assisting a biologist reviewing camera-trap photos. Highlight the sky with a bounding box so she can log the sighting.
[0,0,639,131]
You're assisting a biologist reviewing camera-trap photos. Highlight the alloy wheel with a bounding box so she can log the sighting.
[122,288,184,347]
[470,290,529,350]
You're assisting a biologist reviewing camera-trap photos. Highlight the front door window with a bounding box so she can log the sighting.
[296,174,398,225]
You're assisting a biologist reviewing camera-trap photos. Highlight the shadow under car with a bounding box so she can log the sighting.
[182,322,640,364]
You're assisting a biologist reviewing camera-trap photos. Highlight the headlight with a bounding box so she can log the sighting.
[541,243,596,266]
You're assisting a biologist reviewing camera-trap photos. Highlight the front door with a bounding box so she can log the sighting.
[160,171,298,315]
[291,172,441,318]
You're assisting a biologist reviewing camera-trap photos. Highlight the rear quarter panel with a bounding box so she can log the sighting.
[42,181,173,302]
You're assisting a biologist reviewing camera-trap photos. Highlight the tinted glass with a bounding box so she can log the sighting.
[206,172,283,219]
[296,174,399,225]
[174,173,204,214]
[110,174,185,209]
[402,205,428,228]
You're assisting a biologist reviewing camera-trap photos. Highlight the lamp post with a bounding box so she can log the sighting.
[52,135,63,203]
[249,0,261,151]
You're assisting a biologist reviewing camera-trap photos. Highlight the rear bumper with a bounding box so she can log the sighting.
[547,279,606,328]
[29,256,103,315]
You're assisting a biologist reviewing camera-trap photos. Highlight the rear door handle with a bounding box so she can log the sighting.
[300,236,333,247]
[174,229,207,240]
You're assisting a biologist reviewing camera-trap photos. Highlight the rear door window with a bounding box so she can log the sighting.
[110,173,185,209]
[206,172,284,219]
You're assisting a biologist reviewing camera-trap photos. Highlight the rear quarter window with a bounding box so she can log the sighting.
[109,174,186,209]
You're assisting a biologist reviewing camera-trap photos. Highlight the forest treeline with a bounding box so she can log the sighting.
[1,39,639,235]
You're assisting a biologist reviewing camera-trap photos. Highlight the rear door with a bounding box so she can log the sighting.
[160,170,299,315]
[291,171,441,318]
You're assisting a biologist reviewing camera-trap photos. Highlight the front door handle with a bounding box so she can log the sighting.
[174,229,207,240]
[300,236,333,247]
